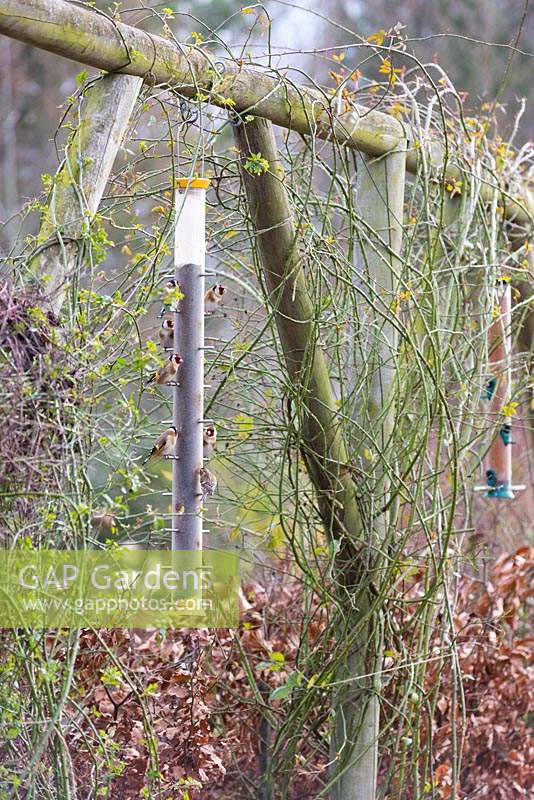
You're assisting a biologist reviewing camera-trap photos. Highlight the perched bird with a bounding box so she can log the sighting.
[146,354,183,386]
[199,467,217,501]
[161,279,183,312]
[204,284,226,314]
[159,319,174,348]
[203,425,217,459]
[142,426,178,464]
[486,469,498,488]
[484,377,497,401]
[499,423,515,446]
[91,510,117,537]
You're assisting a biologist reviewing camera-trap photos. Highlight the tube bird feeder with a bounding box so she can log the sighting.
[476,279,525,499]
[172,177,210,549]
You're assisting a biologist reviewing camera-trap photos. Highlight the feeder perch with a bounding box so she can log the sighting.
[474,479,525,500]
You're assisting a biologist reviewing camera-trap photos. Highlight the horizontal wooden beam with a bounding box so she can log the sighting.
[0,0,402,154]
[0,0,532,225]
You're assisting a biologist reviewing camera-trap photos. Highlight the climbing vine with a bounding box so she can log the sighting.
[0,7,533,799]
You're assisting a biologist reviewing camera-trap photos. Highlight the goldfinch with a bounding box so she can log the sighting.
[203,425,217,459]
[199,467,217,500]
[204,284,226,314]
[159,319,174,348]
[146,354,183,386]
[91,510,116,535]
[142,426,178,464]
[161,279,183,312]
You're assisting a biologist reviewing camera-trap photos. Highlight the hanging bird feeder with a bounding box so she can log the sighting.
[171,177,213,549]
[475,278,525,499]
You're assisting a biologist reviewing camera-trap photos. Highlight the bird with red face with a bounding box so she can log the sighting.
[204,284,226,315]
[203,425,217,459]
[159,318,174,348]
[142,426,178,464]
[146,354,183,386]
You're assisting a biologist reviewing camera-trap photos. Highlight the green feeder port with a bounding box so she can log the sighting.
[475,470,525,500]
[485,482,516,500]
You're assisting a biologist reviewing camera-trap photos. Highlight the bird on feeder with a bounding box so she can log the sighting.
[199,467,217,501]
[204,284,226,314]
[159,319,174,348]
[484,377,497,401]
[499,423,515,446]
[203,426,217,459]
[146,354,183,386]
[486,468,499,489]
[160,279,184,313]
[142,426,178,464]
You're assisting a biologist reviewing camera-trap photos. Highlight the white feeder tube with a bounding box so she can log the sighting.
[172,179,208,550]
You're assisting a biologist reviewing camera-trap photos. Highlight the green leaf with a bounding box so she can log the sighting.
[233,412,254,439]
[100,666,122,687]
[244,151,270,176]
[269,671,302,701]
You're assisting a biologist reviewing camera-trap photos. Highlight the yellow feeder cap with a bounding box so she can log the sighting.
[176,177,210,189]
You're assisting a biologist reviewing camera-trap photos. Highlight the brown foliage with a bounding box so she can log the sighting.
[68,549,534,798]
[427,547,534,799]
[69,576,326,798]
[0,282,77,540]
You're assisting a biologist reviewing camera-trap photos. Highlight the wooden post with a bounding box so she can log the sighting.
[331,148,406,800]
[30,73,142,313]
[233,117,361,543]
[172,179,209,551]
[353,152,405,434]
[236,117,397,800]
